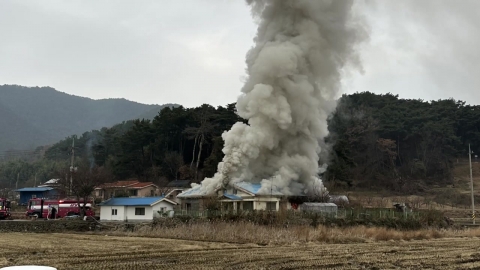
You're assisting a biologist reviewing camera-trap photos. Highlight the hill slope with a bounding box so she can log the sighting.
[0,85,177,153]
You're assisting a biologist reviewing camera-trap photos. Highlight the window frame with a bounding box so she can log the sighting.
[135,207,145,216]
[266,202,276,211]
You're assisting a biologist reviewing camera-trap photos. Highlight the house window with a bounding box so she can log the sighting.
[243,201,254,211]
[266,202,276,211]
[111,209,118,215]
[135,207,145,215]
[150,190,154,196]
[130,190,138,196]
[160,207,166,213]
[232,189,237,195]
[31,195,36,199]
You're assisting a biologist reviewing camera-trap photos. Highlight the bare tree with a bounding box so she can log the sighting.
[56,163,112,217]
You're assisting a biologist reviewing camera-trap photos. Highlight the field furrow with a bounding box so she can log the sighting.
[1,233,480,269]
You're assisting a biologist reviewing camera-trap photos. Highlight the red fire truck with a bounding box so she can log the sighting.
[26,198,94,219]
[0,198,12,220]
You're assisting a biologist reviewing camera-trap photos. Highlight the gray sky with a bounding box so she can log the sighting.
[1,0,480,107]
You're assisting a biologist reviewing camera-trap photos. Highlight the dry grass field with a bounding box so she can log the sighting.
[1,233,480,269]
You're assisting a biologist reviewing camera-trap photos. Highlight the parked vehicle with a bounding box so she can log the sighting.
[26,198,94,219]
[0,198,12,220]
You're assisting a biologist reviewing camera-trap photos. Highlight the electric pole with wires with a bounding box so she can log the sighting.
[469,144,475,225]
[69,137,77,196]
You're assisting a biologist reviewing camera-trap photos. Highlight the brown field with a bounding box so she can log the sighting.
[1,233,480,269]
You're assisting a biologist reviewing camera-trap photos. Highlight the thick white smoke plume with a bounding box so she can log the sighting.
[196,0,366,196]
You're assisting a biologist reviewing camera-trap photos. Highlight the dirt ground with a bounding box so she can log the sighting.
[1,233,480,269]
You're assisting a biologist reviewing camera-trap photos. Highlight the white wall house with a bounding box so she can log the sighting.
[98,196,177,221]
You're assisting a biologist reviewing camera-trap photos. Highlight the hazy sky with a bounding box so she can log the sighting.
[1,1,480,107]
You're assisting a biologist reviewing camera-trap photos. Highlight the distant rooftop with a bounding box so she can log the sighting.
[16,187,53,192]
[166,180,191,188]
[96,180,156,189]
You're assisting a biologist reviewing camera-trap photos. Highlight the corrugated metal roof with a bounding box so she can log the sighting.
[177,185,210,198]
[303,202,337,207]
[234,182,283,196]
[178,181,288,198]
[16,187,53,192]
[96,180,139,189]
[129,182,156,189]
[98,196,166,206]
[223,194,242,200]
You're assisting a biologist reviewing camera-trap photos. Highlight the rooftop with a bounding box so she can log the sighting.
[235,182,283,196]
[129,182,156,189]
[96,180,156,189]
[178,181,285,198]
[223,193,242,200]
[15,187,53,192]
[166,180,191,188]
[98,196,172,206]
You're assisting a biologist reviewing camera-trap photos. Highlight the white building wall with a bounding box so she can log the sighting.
[125,205,154,220]
[254,198,280,211]
[151,201,176,218]
[100,206,125,221]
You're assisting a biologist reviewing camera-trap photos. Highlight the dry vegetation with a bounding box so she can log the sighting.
[2,232,480,269]
[107,221,459,244]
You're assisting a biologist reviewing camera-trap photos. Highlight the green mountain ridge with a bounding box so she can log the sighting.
[0,84,178,154]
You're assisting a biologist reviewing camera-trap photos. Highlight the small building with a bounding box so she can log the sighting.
[98,196,178,221]
[15,187,57,205]
[300,202,338,217]
[94,180,159,200]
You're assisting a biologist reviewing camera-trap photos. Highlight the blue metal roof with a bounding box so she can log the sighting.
[234,182,283,196]
[177,185,210,198]
[15,187,53,192]
[178,181,286,198]
[223,194,242,200]
[98,196,166,206]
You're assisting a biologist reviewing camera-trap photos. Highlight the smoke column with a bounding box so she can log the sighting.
[196,0,367,195]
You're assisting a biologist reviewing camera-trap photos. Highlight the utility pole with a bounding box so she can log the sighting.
[70,137,75,196]
[469,144,475,225]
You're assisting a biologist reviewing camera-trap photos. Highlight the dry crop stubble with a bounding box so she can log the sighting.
[1,233,480,269]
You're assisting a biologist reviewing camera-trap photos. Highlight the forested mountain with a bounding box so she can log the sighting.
[43,104,242,185]
[2,92,480,193]
[325,92,480,192]
[0,85,177,154]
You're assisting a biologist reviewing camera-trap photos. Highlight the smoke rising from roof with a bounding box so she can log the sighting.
[195,0,367,195]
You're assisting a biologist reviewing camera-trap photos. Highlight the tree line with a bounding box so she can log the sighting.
[325,92,480,192]
[1,92,479,193]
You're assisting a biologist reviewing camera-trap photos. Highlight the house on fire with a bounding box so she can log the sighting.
[177,181,306,212]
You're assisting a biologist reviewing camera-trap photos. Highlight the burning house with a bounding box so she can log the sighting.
[177,181,311,213]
